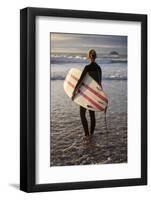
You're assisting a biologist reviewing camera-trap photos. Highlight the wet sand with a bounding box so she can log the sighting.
[50,80,127,166]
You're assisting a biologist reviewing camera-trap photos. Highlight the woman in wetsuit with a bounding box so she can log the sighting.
[72,49,102,136]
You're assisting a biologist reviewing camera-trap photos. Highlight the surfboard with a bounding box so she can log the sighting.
[63,68,108,112]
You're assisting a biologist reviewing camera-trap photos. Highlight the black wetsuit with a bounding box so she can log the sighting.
[74,62,102,136]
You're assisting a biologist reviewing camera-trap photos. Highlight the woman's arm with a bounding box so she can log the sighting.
[72,66,88,100]
[99,67,102,89]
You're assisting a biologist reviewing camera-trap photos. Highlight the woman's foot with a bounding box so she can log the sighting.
[85,132,89,137]
[90,131,94,135]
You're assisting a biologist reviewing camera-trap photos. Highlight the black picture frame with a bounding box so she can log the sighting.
[20,7,147,192]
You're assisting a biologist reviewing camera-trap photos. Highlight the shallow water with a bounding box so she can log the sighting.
[50,77,127,166]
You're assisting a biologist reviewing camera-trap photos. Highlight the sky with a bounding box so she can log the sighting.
[51,33,127,55]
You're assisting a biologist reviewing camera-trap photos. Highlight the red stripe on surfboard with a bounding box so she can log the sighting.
[70,73,78,81]
[67,80,74,88]
[70,73,108,104]
[66,80,104,111]
[79,90,104,111]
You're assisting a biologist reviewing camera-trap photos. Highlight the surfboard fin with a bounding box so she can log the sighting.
[98,101,105,106]
[87,105,93,108]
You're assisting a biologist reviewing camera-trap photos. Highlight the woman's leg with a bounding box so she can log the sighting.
[80,106,89,136]
[89,110,96,135]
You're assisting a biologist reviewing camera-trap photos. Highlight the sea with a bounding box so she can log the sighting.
[50,53,127,166]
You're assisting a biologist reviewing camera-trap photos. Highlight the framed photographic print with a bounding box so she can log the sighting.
[20,7,147,192]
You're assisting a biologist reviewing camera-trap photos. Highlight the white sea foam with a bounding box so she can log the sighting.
[50,62,127,81]
[51,54,127,65]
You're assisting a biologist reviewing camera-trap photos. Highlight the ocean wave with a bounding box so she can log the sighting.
[51,75,127,81]
[51,55,127,64]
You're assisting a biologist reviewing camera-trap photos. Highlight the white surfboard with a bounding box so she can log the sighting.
[63,68,108,112]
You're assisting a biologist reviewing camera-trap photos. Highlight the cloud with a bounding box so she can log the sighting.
[51,33,127,55]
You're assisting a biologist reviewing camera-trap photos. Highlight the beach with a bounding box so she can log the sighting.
[50,55,127,166]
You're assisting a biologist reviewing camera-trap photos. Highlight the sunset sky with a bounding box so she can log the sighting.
[51,33,127,55]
